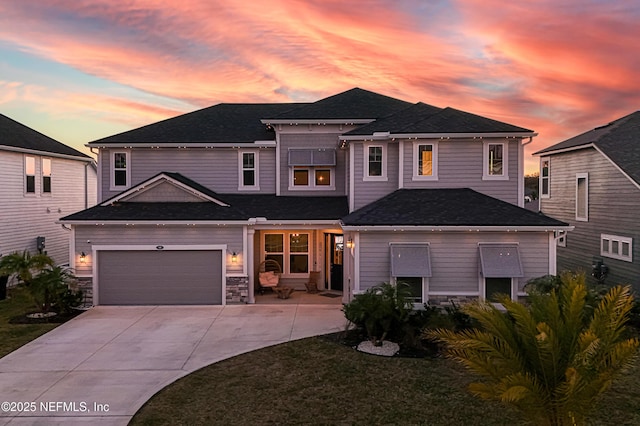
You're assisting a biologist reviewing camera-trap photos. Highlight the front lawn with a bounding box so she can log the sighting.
[0,287,67,358]
[131,335,640,425]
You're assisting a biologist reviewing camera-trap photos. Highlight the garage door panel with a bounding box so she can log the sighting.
[98,250,222,305]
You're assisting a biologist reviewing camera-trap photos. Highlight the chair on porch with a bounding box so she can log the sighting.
[304,271,320,294]
[258,259,282,295]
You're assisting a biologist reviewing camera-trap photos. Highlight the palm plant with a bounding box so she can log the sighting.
[29,265,77,313]
[0,250,54,285]
[426,272,639,426]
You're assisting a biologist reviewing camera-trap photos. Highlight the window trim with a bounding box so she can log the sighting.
[238,150,259,190]
[288,166,335,190]
[262,231,311,276]
[601,234,632,262]
[576,173,588,221]
[483,277,515,302]
[412,141,438,181]
[110,150,131,190]
[42,157,52,194]
[540,157,550,198]
[395,276,427,306]
[363,143,387,181]
[24,155,36,194]
[483,141,509,180]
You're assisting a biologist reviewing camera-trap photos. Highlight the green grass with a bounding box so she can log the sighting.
[131,336,640,426]
[0,287,61,358]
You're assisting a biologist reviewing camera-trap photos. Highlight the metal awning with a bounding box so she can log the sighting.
[288,149,336,166]
[390,244,432,277]
[479,244,523,277]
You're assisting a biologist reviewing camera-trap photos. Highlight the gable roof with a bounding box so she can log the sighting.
[262,88,412,122]
[534,111,640,185]
[341,188,569,228]
[344,103,533,137]
[88,103,304,145]
[0,114,91,159]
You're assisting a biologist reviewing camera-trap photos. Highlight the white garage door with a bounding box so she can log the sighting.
[98,250,223,305]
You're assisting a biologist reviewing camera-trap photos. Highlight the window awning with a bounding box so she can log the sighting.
[479,244,523,278]
[288,149,336,166]
[390,244,432,277]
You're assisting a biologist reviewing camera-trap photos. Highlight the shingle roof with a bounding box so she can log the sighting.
[345,104,533,136]
[0,114,91,158]
[219,194,349,220]
[341,188,568,227]
[263,88,412,121]
[534,111,640,185]
[88,103,305,145]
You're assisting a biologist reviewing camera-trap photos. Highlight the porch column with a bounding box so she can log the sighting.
[247,228,256,304]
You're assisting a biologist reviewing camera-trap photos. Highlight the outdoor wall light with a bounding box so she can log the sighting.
[231,252,238,263]
[346,238,354,249]
[80,252,86,263]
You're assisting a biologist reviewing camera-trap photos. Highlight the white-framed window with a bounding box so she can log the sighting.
[364,143,387,181]
[390,243,432,304]
[110,150,130,190]
[412,142,438,180]
[556,230,566,247]
[25,156,36,194]
[601,234,632,262]
[540,157,550,198]
[485,277,513,301]
[239,151,259,190]
[42,158,51,194]
[288,148,336,190]
[263,232,310,275]
[576,173,588,221]
[483,142,508,180]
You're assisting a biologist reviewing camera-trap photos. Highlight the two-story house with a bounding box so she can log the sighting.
[0,114,96,265]
[60,88,569,306]
[534,111,640,292]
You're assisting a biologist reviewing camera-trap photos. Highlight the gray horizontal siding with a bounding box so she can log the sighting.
[400,138,519,204]
[351,142,400,210]
[540,149,640,291]
[100,148,277,202]
[73,225,244,276]
[356,231,550,295]
[1,151,96,265]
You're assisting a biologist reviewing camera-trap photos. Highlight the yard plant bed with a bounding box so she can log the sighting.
[131,336,640,426]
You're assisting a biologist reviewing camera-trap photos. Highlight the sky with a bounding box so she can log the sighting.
[1,0,638,174]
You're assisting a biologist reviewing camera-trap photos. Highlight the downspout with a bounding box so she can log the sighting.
[519,136,534,208]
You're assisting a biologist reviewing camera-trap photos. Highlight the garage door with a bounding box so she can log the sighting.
[98,250,223,305]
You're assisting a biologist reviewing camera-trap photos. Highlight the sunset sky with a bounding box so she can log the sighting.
[1,0,638,174]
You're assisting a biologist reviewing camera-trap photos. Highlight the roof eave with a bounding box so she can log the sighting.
[261,119,374,125]
[86,141,276,148]
[0,145,93,162]
[341,225,573,232]
[533,143,595,156]
[57,220,250,226]
[341,132,537,141]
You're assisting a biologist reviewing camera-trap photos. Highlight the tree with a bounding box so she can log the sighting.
[426,273,639,426]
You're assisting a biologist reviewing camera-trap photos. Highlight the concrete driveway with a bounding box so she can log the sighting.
[0,304,347,425]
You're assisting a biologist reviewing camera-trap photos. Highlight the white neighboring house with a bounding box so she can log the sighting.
[0,114,96,265]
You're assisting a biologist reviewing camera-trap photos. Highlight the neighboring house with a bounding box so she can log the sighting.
[0,114,97,265]
[60,88,569,306]
[534,111,640,292]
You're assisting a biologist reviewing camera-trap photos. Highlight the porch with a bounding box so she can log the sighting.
[254,289,344,305]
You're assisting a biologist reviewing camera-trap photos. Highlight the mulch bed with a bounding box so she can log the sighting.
[9,310,83,324]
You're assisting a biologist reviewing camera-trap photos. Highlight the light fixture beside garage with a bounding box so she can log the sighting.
[80,252,86,263]
[231,252,238,263]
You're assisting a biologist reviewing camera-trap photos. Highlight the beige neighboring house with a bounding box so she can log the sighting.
[0,114,96,265]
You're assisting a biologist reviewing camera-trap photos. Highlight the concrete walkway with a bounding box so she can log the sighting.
[0,304,347,425]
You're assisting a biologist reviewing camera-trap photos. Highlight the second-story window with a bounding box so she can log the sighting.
[576,173,588,221]
[540,157,550,198]
[25,156,36,193]
[111,151,130,189]
[413,142,438,180]
[364,143,387,181]
[483,142,508,180]
[368,146,383,176]
[42,158,51,193]
[239,151,259,190]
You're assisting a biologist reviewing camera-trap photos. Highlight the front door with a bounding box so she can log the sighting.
[326,234,344,291]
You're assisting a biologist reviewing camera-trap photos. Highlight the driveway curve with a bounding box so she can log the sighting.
[0,304,347,425]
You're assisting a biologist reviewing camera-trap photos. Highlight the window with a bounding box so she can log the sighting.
[42,158,51,193]
[288,148,336,190]
[413,142,438,180]
[540,157,550,198]
[264,232,310,275]
[483,142,508,179]
[239,151,259,189]
[111,151,130,189]
[478,244,522,301]
[576,173,588,221]
[390,244,431,304]
[364,143,387,181]
[601,234,632,262]
[485,277,512,301]
[25,156,36,193]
